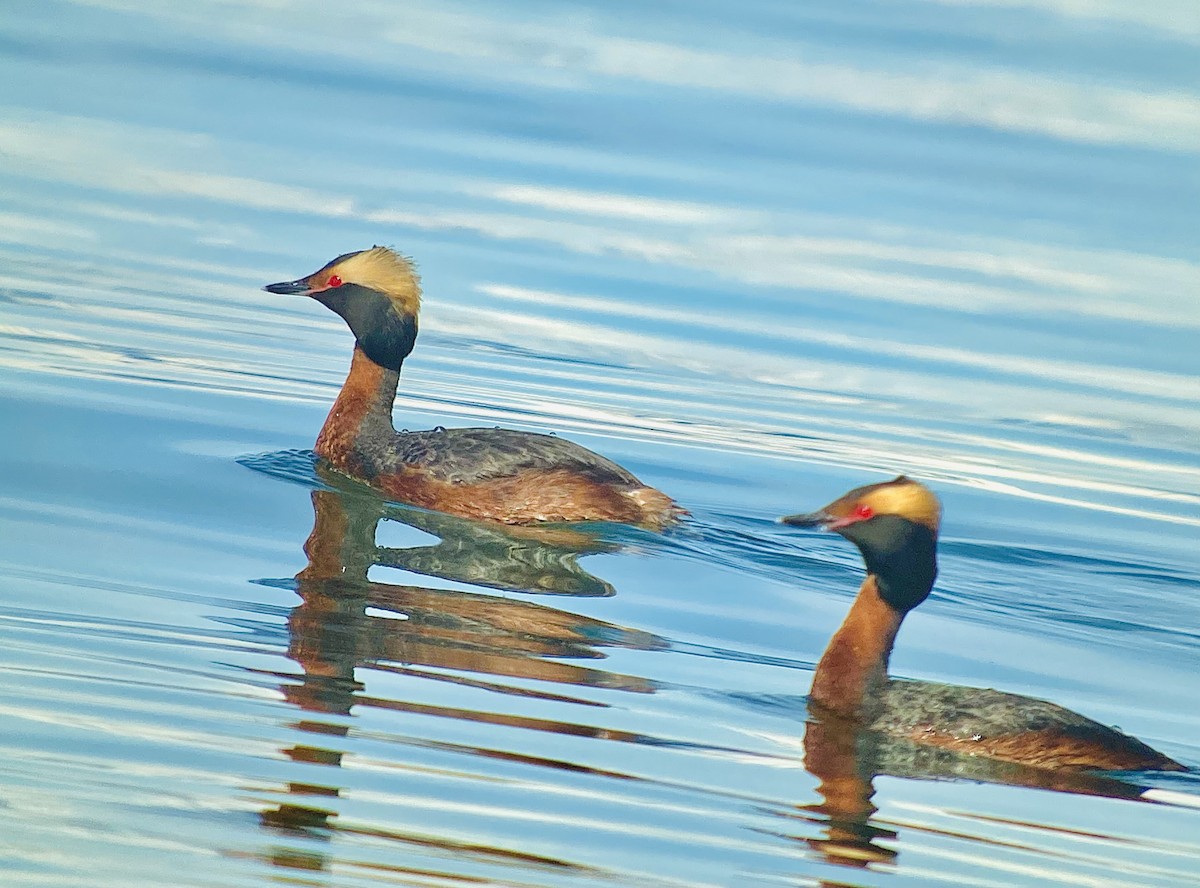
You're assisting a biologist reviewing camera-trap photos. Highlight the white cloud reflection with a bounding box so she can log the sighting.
[7,109,1193,332]
[553,37,1199,151]
[59,0,1200,150]
[482,185,729,225]
[920,0,1200,42]
[475,283,1200,401]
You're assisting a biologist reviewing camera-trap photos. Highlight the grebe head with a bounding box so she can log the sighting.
[264,246,422,371]
[781,476,940,612]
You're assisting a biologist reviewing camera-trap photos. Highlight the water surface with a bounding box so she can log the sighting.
[2,1,1199,885]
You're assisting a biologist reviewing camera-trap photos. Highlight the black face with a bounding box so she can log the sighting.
[315,284,417,372]
[838,515,937,612]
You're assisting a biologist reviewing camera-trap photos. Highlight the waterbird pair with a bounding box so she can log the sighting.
[263,246,1187,780]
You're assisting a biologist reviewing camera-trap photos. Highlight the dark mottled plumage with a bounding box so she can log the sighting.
[874,680,1182,771]
[878,680,1113,739]
[382,427,645,487]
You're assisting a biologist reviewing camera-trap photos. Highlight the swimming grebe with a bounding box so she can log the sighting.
[782,476,1183,772]
[264,247,679,527]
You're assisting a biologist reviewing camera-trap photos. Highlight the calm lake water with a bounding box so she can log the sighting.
[2,1,1199,885]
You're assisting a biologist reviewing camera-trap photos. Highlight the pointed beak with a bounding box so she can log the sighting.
[263,278,313,296]
[779,510,836,529]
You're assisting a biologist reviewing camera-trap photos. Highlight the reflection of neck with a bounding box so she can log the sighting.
[810,576,904,723]
[801,717,896,868]
[315,346,400,473]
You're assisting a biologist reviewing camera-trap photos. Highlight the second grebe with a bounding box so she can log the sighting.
[264,247,679,528]
[782,476,1183,772]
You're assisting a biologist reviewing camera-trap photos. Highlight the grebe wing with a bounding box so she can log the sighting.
[873,679,1182,771]
[391,427,645,486]
[876,680,1103,738]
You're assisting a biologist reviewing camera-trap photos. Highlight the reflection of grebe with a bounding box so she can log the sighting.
[264,247,679,527]
[285,486,663,719]
[782,476,1183,772]
[259,484,665,862]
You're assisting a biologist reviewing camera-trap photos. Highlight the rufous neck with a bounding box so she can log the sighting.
[344,345,398,430]
[809,575,905,723]
[315,346,399,467]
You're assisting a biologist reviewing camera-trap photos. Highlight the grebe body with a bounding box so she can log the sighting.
[783,476,1183,773]
[266,247,678,528]
[873,678,1179,771]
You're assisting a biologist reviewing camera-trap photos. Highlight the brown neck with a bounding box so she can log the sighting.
[314,345,399,472]
[809,575,905,723]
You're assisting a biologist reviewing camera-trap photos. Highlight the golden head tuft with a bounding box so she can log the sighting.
[317,246,422,315]
[850,476,942,532]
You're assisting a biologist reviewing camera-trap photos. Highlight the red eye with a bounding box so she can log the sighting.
[853,503,874,521]
[327,274,343,288]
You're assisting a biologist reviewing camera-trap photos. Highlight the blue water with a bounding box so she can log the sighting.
[2,1,1199,885]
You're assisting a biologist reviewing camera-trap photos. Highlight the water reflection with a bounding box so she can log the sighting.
[256,479,668,876]
[782,714,1164,875]
[311,466,625,597]
[252,476,1193,881]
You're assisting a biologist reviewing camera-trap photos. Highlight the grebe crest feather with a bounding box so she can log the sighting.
[322,246,421,315]
[854,476,942,532]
